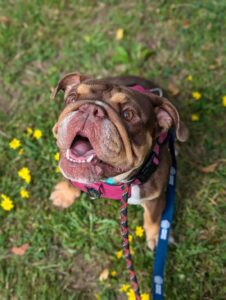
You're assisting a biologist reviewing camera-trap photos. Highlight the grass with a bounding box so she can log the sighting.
[0,0,226,299]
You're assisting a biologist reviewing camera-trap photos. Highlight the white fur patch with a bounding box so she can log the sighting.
[59,111,78,137]
[128,185,141,205]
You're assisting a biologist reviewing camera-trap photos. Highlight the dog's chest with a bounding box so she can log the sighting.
[128,184,141,205]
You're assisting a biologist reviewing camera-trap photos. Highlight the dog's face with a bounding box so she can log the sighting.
[53,73,188,183]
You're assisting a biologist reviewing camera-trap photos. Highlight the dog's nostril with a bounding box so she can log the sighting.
[79,104,105,118]
[93,106,105,118]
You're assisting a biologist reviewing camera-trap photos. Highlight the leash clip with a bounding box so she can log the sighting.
[150,88,163,97]
[87,187,101,200]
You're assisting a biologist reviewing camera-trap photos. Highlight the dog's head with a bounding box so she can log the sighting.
[53,73,188,183]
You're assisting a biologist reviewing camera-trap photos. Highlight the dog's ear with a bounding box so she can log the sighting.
[155,102,188,142]
[52,73,90,98]
[149,94,188,142]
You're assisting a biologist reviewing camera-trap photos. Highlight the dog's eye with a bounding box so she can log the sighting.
[122,109,134,121]
[65,96,75,105]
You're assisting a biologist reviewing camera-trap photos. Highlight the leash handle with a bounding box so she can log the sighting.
[152,130,177,300]
[121,185,141,300]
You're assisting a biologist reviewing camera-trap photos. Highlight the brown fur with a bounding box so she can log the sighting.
[50,74,188,250]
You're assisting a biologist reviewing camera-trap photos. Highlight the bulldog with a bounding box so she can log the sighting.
[50,73,188,250]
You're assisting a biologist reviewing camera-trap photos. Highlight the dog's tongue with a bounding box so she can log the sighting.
[70,137,93,157]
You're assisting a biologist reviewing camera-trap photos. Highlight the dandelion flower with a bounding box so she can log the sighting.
[55,166,60,173]
[126,288,136,300]
[26,127,33,135]
[9,138,21,150]
[222,95,226,107]
[192,91,202,100]
[111,270,117,277]
[135,226,144,238]
[18,148,24,155]
[141,293,150,300]
[116,28,124,40]
[128,234,133,243]
[1,194,14,211]
[116,250,123,259]
[54,152,60,161]
[187,75,193,81]
[119,284,130,293]
[18,167,31,184]
[33,129,43,140]
[20,187,29,199]
[191,114,200,121]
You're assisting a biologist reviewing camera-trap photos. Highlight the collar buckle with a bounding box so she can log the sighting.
[87,187,101,200]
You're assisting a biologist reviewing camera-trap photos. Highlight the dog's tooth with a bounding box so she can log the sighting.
[66,149,70,160]
[87,155,94,163]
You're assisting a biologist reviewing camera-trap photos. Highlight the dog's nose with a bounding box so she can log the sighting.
[79,104,106,118]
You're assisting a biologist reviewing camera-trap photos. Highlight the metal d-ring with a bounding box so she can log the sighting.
[150,88,163,97]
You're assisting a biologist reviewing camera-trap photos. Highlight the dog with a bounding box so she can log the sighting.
[50,73,188,250]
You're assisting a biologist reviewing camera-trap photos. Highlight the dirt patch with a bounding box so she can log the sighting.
[56,252,107,299]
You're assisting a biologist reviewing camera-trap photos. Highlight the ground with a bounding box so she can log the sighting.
[0,1,226,299]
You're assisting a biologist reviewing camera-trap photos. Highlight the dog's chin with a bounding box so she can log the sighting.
[59,155,126,184]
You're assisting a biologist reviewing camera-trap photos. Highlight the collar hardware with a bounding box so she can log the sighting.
[87,187,101,200]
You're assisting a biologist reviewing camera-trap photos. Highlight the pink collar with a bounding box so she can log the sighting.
[71,180,131,200]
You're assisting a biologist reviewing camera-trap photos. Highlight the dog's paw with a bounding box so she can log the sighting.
[50,181,81,208]
[147,235,159,251]
[143,222,159,251]
[146,231,176,251]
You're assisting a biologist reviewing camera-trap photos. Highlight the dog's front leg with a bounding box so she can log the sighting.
[141,194,166,250]
[50,181,81,208]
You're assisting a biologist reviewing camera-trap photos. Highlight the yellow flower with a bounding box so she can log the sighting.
[222,95,226,107]
[126,288,136,300]
[192,91,202,100]
[116,250,123,259]
[1,194,14,211]
[130,247,135,255]
[135,226,144,238]
[55,166,60,173]
[20,187,29,199]
[191,114,200,121]
[141,293,150,300]
[54,152,60,161]
[18,148,24,155]
[33,129,43,139]
[110,270,117,277]
[128,234,133,243]
[26,127,33,135]
[116,28,124,40]
[187,75,193,81]
[119,284,130,293]
[9,138,21,150]
[18,167,31,184]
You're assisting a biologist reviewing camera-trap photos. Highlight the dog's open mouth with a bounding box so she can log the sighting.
[66,135,97,163]
[60,132,126,181]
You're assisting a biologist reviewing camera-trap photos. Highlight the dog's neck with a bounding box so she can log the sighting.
[103,131,169,185]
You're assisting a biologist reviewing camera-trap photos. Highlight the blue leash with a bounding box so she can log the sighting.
[152,130,177,300]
